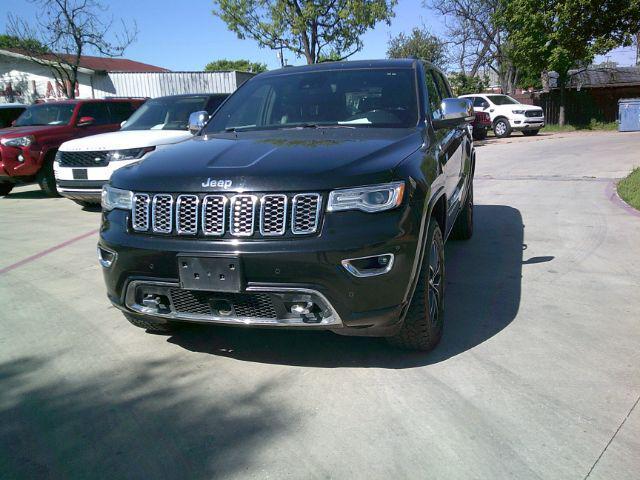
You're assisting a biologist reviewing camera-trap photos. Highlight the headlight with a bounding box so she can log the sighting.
[101,184,133,211]
[106,146,154,162]
[512,110,525,115]
[1,135,35,147]
[327,181,405,213]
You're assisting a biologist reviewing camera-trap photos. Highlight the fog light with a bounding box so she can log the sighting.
[97,246,116,268]
[17,154,24,162]
[342,253,395,277]
[290,302,314,315]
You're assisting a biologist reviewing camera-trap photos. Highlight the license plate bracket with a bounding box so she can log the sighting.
[177,255,243,292]
[72,168,88,180]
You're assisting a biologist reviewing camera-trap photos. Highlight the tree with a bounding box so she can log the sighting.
[427,0,519,93]
[204,59,268,72]
[8,0,137,99]
[212,0,397,64]
[448,72,487,95]
[498,0,640,125]
[387,26,448,68]
[0,34,50,53]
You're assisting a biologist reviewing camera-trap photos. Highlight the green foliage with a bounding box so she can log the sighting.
[618,167,640,211]
[0,34,49,54]
[498,0,640,84]
[386,26,447,68]
[448,72,487,96]
[204,59,268,72]
[212,0,397,64]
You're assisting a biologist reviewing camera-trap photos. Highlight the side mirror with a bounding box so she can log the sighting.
[188,111,209,134]
[77,116,95,127]
[432,98,474,130]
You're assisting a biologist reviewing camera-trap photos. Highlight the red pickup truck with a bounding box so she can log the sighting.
[0,98,144,196]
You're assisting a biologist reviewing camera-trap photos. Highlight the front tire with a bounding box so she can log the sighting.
[387,221,445,351]
[123,312,175,333]
[36,155,61,197]
[0,183,13,196]
[473,127,487,141]
[523,129,539,136]
[493,118,512,138]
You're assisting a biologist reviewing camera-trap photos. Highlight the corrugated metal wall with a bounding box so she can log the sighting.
[92,71,254,98]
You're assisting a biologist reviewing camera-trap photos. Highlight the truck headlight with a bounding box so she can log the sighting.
[512,109,525,114]
[101,184,133,211]
[1,135,35,147]
[327,181,405,213]
[106,146,155,161]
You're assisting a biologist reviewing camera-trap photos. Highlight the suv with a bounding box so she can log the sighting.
[460,93,545,138]
[99,60,475,351]
[55,94,228,206]
[0,98,144,197]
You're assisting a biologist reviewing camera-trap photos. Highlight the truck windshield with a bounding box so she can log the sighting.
[487,95,520,105]
[14,103,75,126]
[205,68,418,133]
[121,96,210,131]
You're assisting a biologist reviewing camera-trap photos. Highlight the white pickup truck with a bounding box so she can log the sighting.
[54,93,227,206]
[459,93,545,138]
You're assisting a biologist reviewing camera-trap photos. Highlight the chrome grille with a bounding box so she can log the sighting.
[131,192,321,237]
[132,194,150,231]
[202,195,227,236]
[230,195,257,236]
[260,195,287,236]
[152,195,173,233]
[292,194,321,234]
[176,195,199,235]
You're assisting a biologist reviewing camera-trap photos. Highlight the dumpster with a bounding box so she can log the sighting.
[618,98,640,132]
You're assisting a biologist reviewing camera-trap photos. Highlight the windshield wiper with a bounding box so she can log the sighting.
[286,123,355,130]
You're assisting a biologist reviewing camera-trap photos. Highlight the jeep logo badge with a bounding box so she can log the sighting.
[202,178,233,189]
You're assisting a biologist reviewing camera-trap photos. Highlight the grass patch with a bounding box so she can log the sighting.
[543,120,618,132]
[618,168,640,210]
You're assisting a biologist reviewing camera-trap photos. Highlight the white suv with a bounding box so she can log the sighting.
[460,94,545,138]
[54,94,227,206]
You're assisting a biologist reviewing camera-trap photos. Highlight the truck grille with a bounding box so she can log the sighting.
[59,151,109,167]
[131,192,322,237]
[525,110,544,118]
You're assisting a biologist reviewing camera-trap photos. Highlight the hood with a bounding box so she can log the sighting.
[112,128,422,192]
[0,125,68,138]
[60,129,193,151]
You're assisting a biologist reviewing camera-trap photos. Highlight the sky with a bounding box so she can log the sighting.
[0,0,636,71]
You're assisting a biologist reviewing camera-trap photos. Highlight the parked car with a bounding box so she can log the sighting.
[55,94,228,206]
[471,110,491,140]
[99,59,476,352]
[0,103,27,128]
[460,93,545,138]
[0,98,145,197]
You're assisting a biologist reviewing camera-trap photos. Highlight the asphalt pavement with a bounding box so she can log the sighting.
[1,130,639,479]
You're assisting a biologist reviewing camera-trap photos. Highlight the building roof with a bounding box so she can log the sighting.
[568,67,640,89]
[0,48,169,73]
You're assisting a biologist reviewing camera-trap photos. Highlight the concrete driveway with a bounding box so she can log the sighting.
[1,131,639,479]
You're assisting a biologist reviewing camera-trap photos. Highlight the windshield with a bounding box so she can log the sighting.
[121,96,210,131]
[14,103,75,126]
[204,68,418,133]
[487,95,520,105]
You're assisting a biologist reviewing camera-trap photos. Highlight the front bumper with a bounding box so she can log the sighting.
[99,204,422,336]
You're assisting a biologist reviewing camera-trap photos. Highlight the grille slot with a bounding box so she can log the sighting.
[176,195,199,235]
[168,289,278,319]
[230,195,257,236]
[152,195,173,233]
[59,151,109,167]
[202,195,227,236]
[132,194,150,231]
[260,195,287,236]
[292,193,321,234]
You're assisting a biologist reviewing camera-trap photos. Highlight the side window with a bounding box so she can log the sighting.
[424,70,443,120]
[109,102,136,123]
[223,84,274,128]
[473,97,486,108]
[206,96,226,114]
[433,72,453,100]
[78,102,111,125]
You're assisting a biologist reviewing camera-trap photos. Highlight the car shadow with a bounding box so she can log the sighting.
[167,205,527,368]
[2,189,49,199]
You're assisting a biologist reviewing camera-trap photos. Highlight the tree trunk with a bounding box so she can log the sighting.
[558,82,566,126]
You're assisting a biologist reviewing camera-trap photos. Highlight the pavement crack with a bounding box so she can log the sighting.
[583,394,640,479]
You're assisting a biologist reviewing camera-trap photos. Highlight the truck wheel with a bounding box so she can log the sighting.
[36,156,61,197]
[123,312,175,333]
[387,221,444,351]
[0,183,13,196]
[451,181,473,240]
[522,129,539,136]
[473,127,487,141]
[493,118,512,138]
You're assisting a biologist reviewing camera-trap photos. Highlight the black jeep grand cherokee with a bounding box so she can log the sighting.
[99,59,475,351]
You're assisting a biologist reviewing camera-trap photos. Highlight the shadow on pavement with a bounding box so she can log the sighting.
[0,355,290,479]
[2,189,49,200]
[168,205,526,368]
